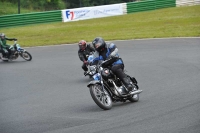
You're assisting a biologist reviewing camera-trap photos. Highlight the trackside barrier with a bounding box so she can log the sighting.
[0,0,199,28]
[122,3,128,14]
[176,0,200,6]
[127,0,176,14]
[0,10,62,28]
[62,3,125,22]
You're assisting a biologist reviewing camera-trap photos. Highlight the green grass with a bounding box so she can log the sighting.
[0,2,40,16]
[1,5,200,47]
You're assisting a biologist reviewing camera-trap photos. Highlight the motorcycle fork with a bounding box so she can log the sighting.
[100,80,106,94]
[99,79,111,98]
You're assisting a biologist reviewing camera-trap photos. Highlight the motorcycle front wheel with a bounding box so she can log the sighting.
[89,84,112,110]
[21,51,32,61]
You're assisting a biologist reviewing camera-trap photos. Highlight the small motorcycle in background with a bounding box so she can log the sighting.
[0,41,32,62]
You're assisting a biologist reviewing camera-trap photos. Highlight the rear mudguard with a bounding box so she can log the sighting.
[130,77,138,84]
[126,75,138,84]
[126,75,139,89]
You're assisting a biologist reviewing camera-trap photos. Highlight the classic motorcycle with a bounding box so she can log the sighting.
[87,57,142,110]
[0,41,32,62]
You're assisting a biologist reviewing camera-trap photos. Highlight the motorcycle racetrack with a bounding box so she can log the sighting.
[0,38,200,133]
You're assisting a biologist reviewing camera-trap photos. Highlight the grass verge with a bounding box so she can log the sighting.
[1,5,200,47]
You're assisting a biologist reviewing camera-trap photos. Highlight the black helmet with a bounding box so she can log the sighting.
[92,37,106,52]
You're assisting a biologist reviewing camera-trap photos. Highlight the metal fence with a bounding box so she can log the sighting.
[0,10,62,28]
[127,0,176,13]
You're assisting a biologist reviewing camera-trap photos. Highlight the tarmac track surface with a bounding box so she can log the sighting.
[0,38,200,133]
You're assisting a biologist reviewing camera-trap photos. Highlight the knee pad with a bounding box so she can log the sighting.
[3,49,8,54]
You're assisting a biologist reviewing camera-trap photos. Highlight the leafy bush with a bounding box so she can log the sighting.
[1,0,66,11]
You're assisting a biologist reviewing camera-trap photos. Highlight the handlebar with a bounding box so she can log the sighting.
[100,57,120,68]
[14,40,17,44]
[93,57,120,73]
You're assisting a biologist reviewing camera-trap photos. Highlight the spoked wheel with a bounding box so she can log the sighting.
[21,51,32,61]
[89,84,112,110]
[0,56,8,62]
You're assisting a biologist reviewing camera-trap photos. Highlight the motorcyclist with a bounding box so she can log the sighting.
[78,40,95,75]
[91,37,133,92]
[0,33,17,59]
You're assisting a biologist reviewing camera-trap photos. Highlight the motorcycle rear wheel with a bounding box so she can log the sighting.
[128,94,139,102]
[89,84,112,110]
[2,59,8,62]
[128,84,140,102]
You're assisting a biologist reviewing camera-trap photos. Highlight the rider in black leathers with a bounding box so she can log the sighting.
[91,37,133,92]
[78,40,95,75]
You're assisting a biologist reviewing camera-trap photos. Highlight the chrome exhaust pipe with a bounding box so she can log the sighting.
[109,79,143,97]
[129,90,143,95]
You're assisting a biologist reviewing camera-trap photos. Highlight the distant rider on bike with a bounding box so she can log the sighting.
[0,33,17,59]
[78,40,95,75]
[91,37,134,92]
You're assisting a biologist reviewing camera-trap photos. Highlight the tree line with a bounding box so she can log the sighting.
[1,0,140,11]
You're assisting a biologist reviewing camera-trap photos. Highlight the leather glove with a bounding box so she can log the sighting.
[13,38,17,41]
[109,55,115,58]
[84,60,88,65]
[9,45,14,49]
[107,55,114,60]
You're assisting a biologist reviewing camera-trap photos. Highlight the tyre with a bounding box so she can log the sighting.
[0,54,8,62]
[128,94,139,102]
[21,51,32,61]
[89,84,112,110]
[2,59,8,62]
[1,57,8,62]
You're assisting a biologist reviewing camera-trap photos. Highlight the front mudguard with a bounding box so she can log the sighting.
[87,80,113,100]
[87,80,101,88]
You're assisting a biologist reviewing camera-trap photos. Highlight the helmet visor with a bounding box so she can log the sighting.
[79,43,86,50]
[94,43,101,49]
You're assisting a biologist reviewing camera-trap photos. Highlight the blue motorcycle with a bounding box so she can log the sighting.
[0,41,32,62]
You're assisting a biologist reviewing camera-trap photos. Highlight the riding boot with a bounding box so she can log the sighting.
[82,63,88,71]
[82,63,88,75]
[122,77,132,91]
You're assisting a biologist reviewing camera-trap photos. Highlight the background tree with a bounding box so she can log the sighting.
[1,0,138,11]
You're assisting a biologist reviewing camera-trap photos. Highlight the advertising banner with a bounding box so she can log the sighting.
[176,0,200,6]
[62,4,124,22]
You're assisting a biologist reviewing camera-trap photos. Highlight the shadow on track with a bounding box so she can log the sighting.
[0,60,28,64]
